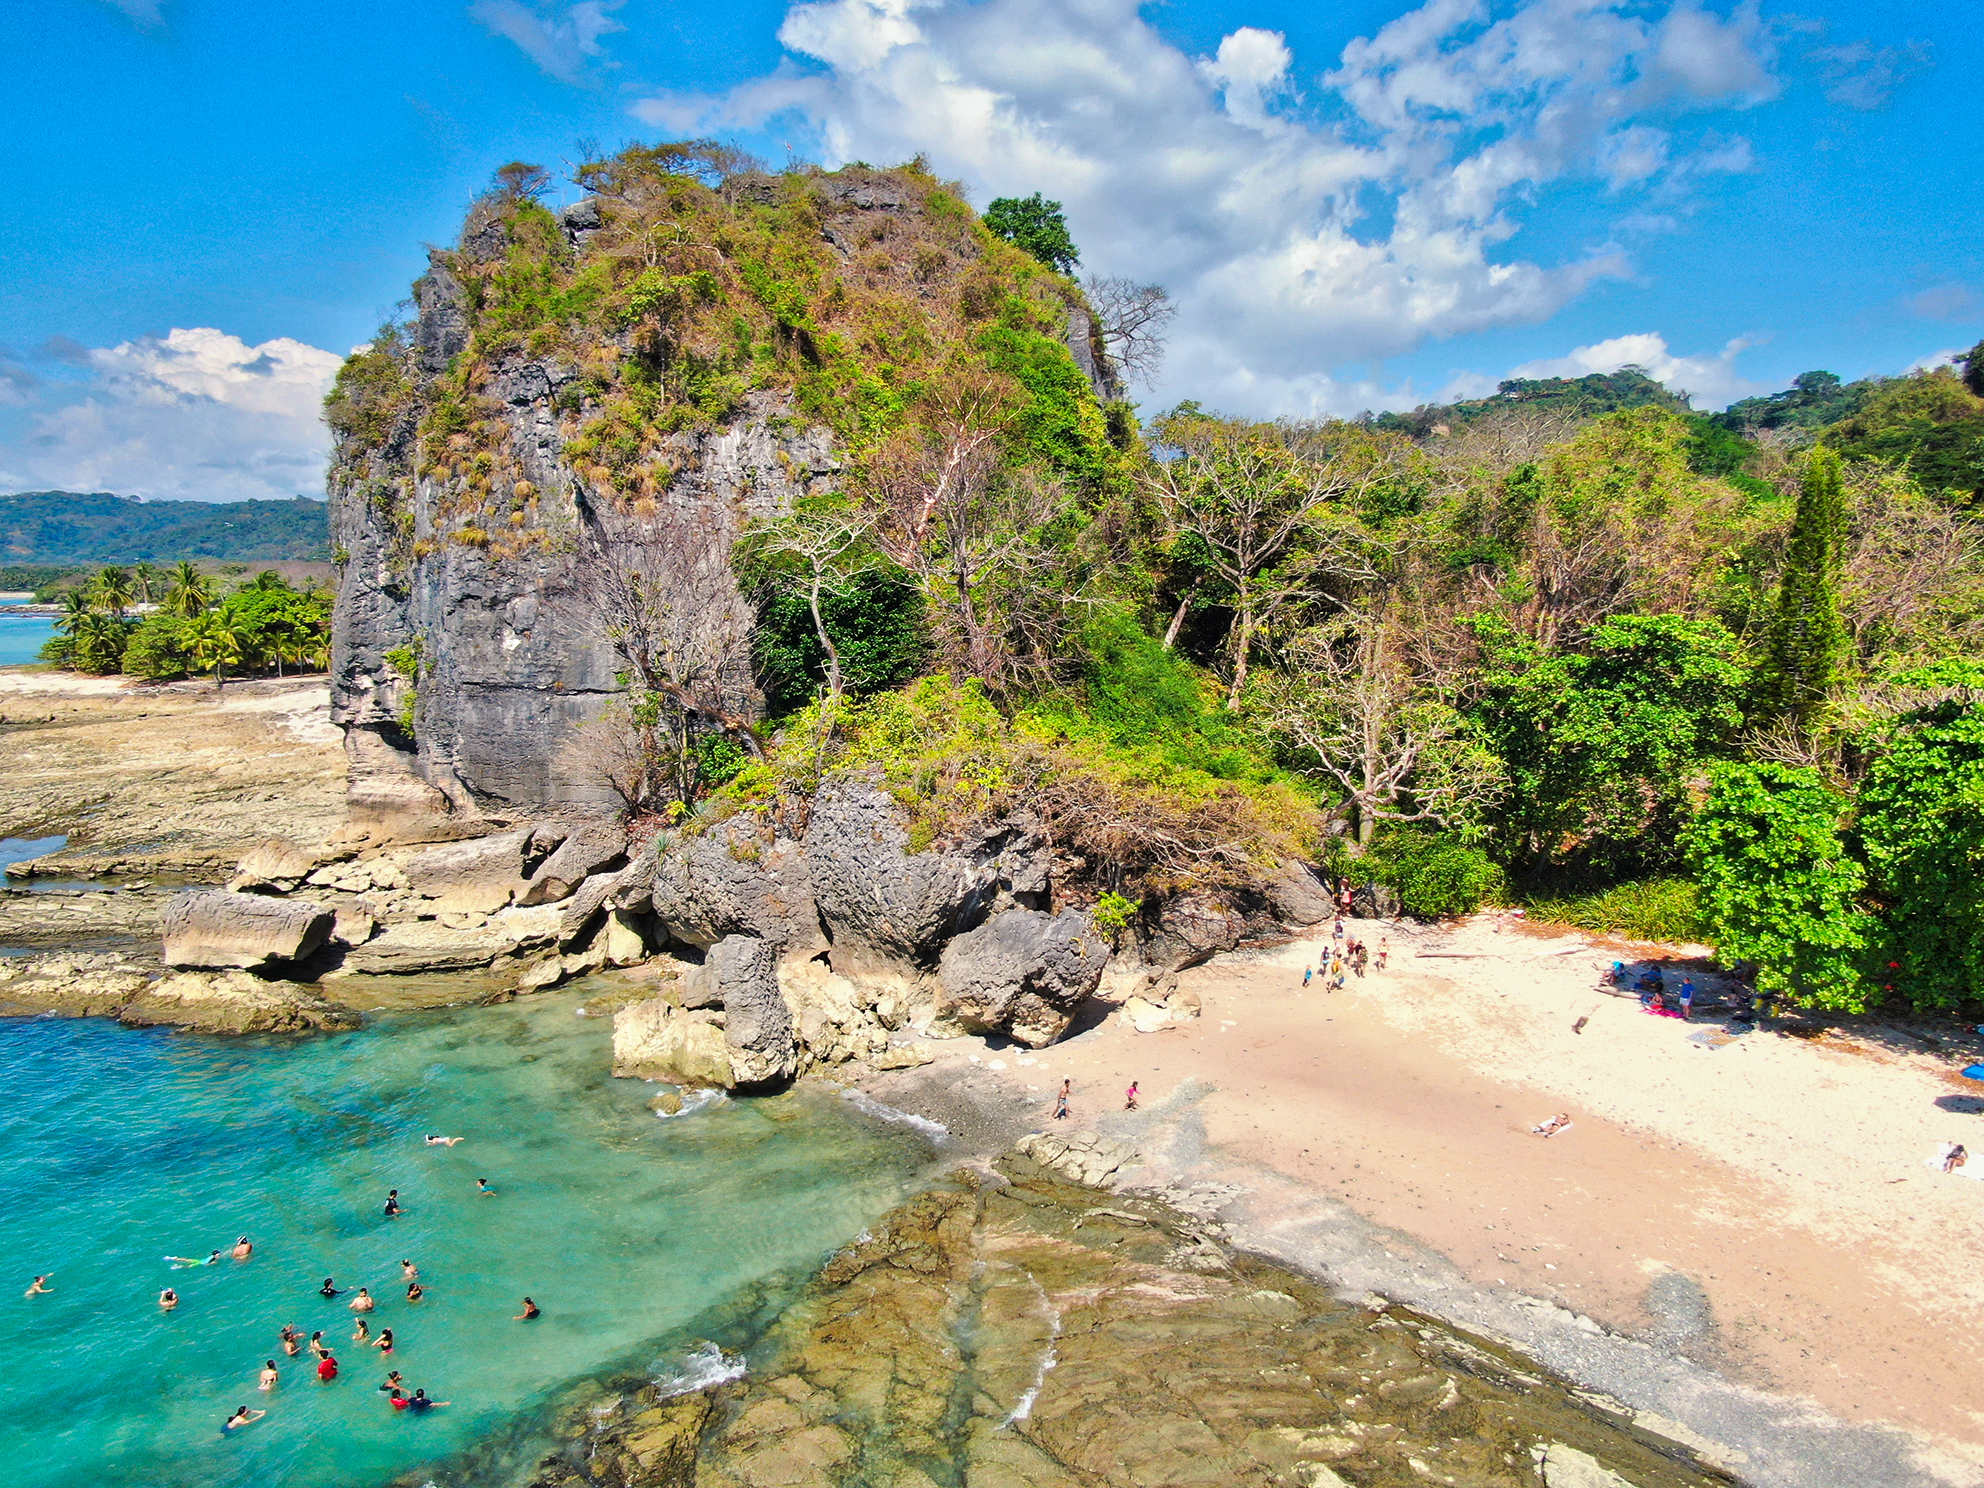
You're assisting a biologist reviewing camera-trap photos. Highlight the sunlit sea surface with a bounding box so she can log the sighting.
[0,991,931,1488]
[0,613,55,666]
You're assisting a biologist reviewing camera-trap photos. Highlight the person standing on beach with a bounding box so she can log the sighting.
[1303,965,1312,988]
[1354,943,1368,977]
[1124,1081,1139,1110]
[1053,1080,1070,1120]
[1377,938,1389,972]
[1679,980,1695,1020]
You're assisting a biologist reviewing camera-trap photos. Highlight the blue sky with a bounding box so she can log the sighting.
[1,0,1976,500]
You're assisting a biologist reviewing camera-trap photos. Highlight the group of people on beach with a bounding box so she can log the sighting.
[1302,917,1388,992]
[21,1133,549,1441]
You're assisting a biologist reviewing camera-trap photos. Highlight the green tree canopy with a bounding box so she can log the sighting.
[982,193,1080,275]
[1756,446,1848,725]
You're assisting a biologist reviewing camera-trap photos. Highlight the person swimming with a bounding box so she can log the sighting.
[166,1251,221,1268]
[400,1259,418,1280]
[377,1369,405,1395]
[319,1277,344,1299]
[424,1135,464,1146]
[353,1318,371,1345]
[349,1287,375,1313]
[374,1328,395,1355]
[158,1288,178,1310]
[24,1275,51,1297]
[475,1178,495,1196]
[383,1189,401,1217]
[280,1324,301,1357]
[405,1281,424,1302]
[514,1297,540,1320]
[407,1388,449,1412]
[258,1360,279,1391]
[222,1406,266,1433]
[308,1331,329,1359]
[316,1354,339,1383]
[231,1236,252,1260]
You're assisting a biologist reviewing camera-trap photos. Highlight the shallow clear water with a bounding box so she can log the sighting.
[0,992,933,1488]
[0,613,55,666]
[1,836,67,875]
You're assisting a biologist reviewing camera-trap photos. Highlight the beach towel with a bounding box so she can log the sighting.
[1926,1145,1984,1181]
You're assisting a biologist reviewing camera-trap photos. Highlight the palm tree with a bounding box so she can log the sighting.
[251,570,287,592]
[54,590,93,637]
[131,562,161,605]
[186,613,244,692]
[92,566,133,616]
[166,561,212,618]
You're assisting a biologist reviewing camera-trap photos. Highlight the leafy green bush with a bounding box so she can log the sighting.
[751,567,927,713]
[122,616,193,681]
[1361,831,1505,919]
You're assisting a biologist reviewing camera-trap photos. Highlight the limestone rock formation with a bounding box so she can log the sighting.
[402,828,535,910]
[702,934,797,1086]
[229,837,330,893]
[519,822,627,906]
[120,970,359,1035]
[1132,890,1248,972]
[162,890,334,970]
[1013,1128,1136,1187]
[1266,857,1334,926]
[806,778,1047,979]
[612,999,734,1086]
[936,907,1108,1047]
[647,819,825,960]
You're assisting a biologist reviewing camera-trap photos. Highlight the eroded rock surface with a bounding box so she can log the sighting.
[526,1163,1730,1488]
[0,954,356,1034]
[161,889,334,970]
[936,907,1108,1047]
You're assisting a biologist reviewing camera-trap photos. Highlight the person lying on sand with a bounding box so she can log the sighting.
[1531,1114,1574,1137]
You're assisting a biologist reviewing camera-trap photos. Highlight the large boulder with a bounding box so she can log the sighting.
[612,1000,734,1087]
[804,779,1047,978]
[518,821,628,906]
[329,905,562,975]
[1265,859,1333,927]
[648,818,825,960]
[1132,892,1247,973]
[401,828,535,910]
[936,908,1109,1047]
[229,837,333,893]
[708,934,798,1085]
[162,890,334,970]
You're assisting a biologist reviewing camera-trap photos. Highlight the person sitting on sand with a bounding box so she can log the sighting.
[158,1288,178,1311]
[424,1135,464,1146]
[258,1360,279,1391]
[223,1406,266,1433]
[514,1297,541,1321]
[231,1236,252,1260]
[24,1275,50,1297]
[1531,1113,1573,1137]
[407,1389,449,1412]
[1944,1143,1969,1173]
[350,1288,375,1313]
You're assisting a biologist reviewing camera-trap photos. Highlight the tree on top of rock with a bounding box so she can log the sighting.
[983,193,1080,276]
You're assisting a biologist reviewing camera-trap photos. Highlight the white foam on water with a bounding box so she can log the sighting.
[653,1340,748,1397]
[839,1087,949,1146]
[654,1087,729,1120]
[1002,1280,1062,1427]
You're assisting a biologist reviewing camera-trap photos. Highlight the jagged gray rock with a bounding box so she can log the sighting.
[1266,859,1333,927]
[805,779,1047,978]
[518,822,627,906]
[1133,892,1247,972]
[648,818,824,959]
[162,890,334,970]
[936,907,1108,1047]
[706,934,797,1085]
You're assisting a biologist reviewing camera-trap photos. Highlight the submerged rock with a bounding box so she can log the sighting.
[612,999,734,1087]
[161,889,334,970]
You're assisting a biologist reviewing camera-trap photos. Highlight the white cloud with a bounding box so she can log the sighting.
[470,0,623,84]
[1501,331,1765,409]
[1907,347,1965,374]
[1905,284,1978,321]
[0,328,343,503]
[1813,38,1932,111]
[633,0,1783,417]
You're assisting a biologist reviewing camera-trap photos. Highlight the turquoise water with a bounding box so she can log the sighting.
[0,613,55,666]
[0,992,934,1488]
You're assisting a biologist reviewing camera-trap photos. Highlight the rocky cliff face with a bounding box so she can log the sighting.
[327,162,1121,842]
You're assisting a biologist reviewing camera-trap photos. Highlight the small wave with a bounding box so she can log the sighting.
[840,1088,948,1145]
[653,1340,747,1397]
[1002,1279,1061,1427]
[654,1088,728,1120]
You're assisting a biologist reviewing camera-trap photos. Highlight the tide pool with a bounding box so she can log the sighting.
[0,613,55,666]
[0,992,934,1488]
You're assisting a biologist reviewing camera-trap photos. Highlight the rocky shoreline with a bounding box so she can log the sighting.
[499,1149,1731,1488]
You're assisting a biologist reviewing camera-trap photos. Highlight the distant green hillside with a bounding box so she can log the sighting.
[0,491,329,563]
[1372,368,1690,437]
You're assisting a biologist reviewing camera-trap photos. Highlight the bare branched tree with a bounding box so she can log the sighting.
[572,500,762,811]
[1083,275,1177,388]
[738,507,881,700]
[1146,414,1409,708]
[1260,613,1505,845]
[859,372,1078,691]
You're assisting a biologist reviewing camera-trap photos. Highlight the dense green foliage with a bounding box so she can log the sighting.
[1683,762,1870,1009]
[33,565,328,683]
[1357,831,1505,919]
[1519,878,1706,944]
[1756,448,1848,725]
[752,566,927,711]
[1374,369,1687,437]
[981,194,1081,276]
[0,491,329,562]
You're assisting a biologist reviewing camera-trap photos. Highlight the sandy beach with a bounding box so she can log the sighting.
[863,914,1984,1488]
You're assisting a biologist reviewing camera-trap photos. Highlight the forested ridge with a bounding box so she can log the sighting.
[0,490,330,563]
[326,144,1984,1017]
